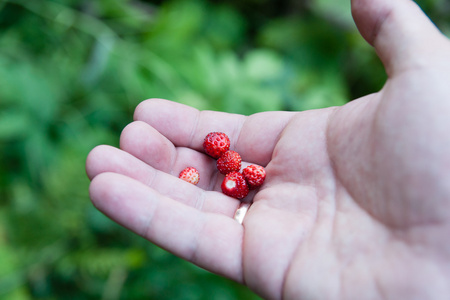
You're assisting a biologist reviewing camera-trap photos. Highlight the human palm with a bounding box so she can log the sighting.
[86,0,450,299]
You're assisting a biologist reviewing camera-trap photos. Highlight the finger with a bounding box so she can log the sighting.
[351,0,450,75]
[133,99,295,165]
[119,120,274,193]
[89,172,244,281]
[120,121,177,174]
[86,144,153,181]
[119,121,218,189]
[86,145,240,216]
[119,121,225,192]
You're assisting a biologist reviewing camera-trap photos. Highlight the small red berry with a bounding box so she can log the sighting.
[242,165,266,189]
[216,150,241,175]
[179,167,200,185]
[203,132,230,159]
[221,171,249,199]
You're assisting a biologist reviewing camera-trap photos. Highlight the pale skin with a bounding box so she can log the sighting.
[86,0,450,299]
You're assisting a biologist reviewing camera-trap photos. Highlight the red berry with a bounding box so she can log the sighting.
[242,165,266,189]
[179,167,200,185]
[221,171,249,199]
[203,132,230,159]
[216,150,241,175]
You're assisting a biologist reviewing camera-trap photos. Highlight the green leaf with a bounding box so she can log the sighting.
[0,110,31,140]
[310,0,354,27]
[244,49,283,82]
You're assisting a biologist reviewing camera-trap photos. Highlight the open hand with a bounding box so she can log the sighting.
[86,0,450,299]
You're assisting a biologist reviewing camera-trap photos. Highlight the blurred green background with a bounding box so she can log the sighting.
[0,0,448,299]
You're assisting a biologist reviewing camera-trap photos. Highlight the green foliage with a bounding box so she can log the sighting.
[0,0,448,298]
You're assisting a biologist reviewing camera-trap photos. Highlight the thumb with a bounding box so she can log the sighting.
[352,0,450,76]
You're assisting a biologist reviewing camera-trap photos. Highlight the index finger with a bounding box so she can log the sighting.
[134,99,294,165]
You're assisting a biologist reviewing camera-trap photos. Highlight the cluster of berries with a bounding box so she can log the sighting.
[179,132,266,200]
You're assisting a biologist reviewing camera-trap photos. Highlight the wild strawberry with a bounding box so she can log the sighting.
[203,132,230,159]
[242,165,266,189]
[179,167,200,185]
[216,150,241,175]
[221,171,249,199]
